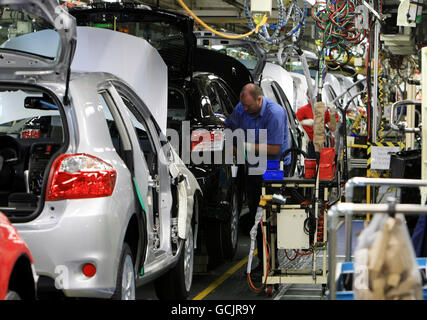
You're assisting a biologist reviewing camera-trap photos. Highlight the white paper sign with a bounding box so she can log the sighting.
[370,146,400,170]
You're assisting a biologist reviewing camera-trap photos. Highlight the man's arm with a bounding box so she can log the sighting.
[246,107,285,156]
[224,103,241,130]
[246,143,281,156]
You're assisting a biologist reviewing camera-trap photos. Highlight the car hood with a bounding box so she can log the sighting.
[70,3,195,80]
[195,31,267,83]
[71,27,168,133]
[194,47,253,97]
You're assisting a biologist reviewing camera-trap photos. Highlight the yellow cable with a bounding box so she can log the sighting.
[176,0,268,40]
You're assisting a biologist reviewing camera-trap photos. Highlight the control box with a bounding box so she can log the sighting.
[250,0,272,16]
[277,209,310,249]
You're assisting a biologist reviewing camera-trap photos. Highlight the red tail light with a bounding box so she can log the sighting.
[46,154,117,201]
[191,130,224,152]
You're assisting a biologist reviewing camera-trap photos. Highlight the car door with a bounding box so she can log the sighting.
[108,82,174,261]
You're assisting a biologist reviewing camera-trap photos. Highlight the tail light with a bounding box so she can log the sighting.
[46,154,117,201]
[191,130,224,152]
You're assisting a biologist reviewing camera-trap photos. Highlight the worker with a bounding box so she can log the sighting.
[225,83,291,276]
[296,91,338,159]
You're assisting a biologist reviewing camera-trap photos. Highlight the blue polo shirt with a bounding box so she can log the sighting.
[225,96,291,165]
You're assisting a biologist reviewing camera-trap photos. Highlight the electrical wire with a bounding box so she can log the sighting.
[176,0,268,40]
[311,0,366,67]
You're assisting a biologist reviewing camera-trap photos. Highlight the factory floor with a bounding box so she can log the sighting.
[136,216,365,301]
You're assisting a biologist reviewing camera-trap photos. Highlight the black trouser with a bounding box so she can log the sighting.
[307,141,316,159]
[246,165,290,273]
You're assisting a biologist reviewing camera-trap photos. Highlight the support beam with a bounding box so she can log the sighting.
[222,0,244,10]
[422,47,427,204]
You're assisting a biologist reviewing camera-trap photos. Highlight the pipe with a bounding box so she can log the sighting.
[345,177,427,202]
[389,99,421,133]
[329,77,366,108]
[343,177,427,261]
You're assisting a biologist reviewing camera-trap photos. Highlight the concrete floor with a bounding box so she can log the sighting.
[136,219,366,300]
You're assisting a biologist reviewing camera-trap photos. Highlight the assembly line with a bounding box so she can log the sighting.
[0,0,426,304]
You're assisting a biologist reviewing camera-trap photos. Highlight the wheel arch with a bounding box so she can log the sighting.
[7,254,36,300]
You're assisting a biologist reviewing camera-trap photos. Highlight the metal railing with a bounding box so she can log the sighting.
[328,177,427,300]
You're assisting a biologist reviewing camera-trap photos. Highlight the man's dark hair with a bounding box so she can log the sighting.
[240,83,263,100]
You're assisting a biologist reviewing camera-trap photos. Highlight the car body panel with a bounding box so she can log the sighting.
[289,71,313,112]
[0,212,35,299]
[262,62,294,112]
[71,27,168,134]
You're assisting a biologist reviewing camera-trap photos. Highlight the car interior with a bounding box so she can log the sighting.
[0,89,64,216]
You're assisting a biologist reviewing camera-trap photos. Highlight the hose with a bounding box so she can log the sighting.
[244,0,307,45]
[247,207,270,292]
[176,0,268,40]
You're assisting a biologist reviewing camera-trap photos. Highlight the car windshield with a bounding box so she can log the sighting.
[201,44,258,71]
[82,18,183,51]
[0,6,59,59]
[285,61,317,79]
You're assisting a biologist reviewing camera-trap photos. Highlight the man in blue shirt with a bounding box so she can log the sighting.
[225,84,291,167]
[225,83,291,275]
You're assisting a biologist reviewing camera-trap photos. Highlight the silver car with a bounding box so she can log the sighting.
[0,0,201,300]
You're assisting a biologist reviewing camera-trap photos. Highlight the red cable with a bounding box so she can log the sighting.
[294,249,314,256]
[285,249,298,261]
[247,220,270,292]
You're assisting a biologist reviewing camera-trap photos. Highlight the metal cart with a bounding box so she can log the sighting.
[328,177,427,300]
[259,174,340,292]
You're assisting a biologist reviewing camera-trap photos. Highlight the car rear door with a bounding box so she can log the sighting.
[0,0,76,82]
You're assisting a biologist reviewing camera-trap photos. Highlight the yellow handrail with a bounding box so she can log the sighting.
[176,0,268,40]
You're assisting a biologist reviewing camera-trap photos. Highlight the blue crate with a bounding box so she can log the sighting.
[263,170,284,181]
[267,160,280,170]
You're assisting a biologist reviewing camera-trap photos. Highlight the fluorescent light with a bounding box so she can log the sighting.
[306,0,316,5]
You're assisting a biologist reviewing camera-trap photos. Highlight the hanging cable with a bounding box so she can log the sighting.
[311,0,366,67]
[243,0,307,45]
[176,0,268,40]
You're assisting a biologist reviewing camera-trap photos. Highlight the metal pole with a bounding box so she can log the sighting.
[421,47,427,204]
[344,214,353,261]
[406,83,416,149]
[371,20,380,143]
